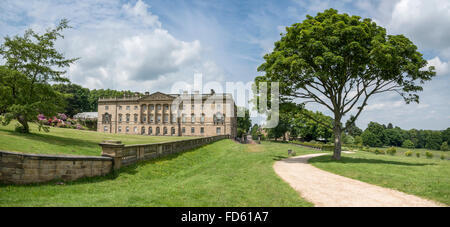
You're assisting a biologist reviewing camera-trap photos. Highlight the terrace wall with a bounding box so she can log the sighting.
[0,151,112,184]
[0,135,229,184]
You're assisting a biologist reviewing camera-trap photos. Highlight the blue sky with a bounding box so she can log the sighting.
[0,0,449,130]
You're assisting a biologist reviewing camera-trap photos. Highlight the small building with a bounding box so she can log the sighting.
[73,112,98,120]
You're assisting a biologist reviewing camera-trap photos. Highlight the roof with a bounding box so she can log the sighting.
[73,112,98,119]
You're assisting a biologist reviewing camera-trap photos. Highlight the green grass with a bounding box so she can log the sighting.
[0,140,316,207]
[0,122,196,156]
[344,145,449,161]
[309,152,450,205]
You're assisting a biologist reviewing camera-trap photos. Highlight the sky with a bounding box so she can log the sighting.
[0,0,449,130]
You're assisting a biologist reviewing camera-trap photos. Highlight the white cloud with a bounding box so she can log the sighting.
[427,57,449,76]
[0,0,225,92]
[388,0,450,52]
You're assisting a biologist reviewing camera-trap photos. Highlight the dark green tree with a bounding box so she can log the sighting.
[0,19,78,133]
[344,116,363,137]
[256,9,435,159]
[53,83,90,117]
[237,107,252,138]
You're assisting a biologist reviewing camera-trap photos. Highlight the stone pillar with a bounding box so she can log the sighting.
[99,140,124,170]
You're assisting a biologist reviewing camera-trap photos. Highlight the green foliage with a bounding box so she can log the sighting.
[342,133,354,145]
[0,19,78,133]
[402,139,415,149]
[287,104,333,142]
[405,150,413,157]
[52,83,90,117]
[441,154,446,160]
[87,89,136,112]
[425,151,433,159]
[440,141,449,151]
[345,117,363,137]
[256,8,435,160]
[354,136,363,145]
[361,130,383,147]
[237,107,252,138]
[416,152,420,158]
[386,147,397,156]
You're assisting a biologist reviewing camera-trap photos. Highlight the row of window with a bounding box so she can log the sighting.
[104,104,223,111]
[114,113,219,124]
[104,126,222,135]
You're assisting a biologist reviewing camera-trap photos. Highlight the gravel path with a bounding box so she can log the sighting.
[274,153,442,207]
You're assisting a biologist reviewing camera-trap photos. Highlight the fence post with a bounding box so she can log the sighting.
[99,140,124,170]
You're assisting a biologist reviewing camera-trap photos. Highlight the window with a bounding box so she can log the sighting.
[216,127,221,135]
[191,114,195,123]
[143,105,147,111]
[191,104,195,110]
[191,127,195,133]
[150,105,154,111]
[150,114,154,123]
[126,114,130,123]
[119,106,122,110]
[164,115,168,123]
[163,127,167,135]
[142,115,146,122]
[200,114,205,123]
[126,106,130,110]
[141,127,145,134]
[157,104,161,110]
[105,106,109,110]
[134,114,138,123]
[182,127,185,134]
[214,112,224,124]
[156,127,160,135]
[126,126,129,132]
[164,105,169,111]
[104,126,108,132]
[118,126,122,132]
[182,114,186,123]
[134,106,138,110]
[200,127,204,134]
[157,115,161,123]
[149,127,152,135]
[118,114,122,123]
[171,127,175,135]
[102,113,111,124]
[133,126,137,133]
[172,115,177,123]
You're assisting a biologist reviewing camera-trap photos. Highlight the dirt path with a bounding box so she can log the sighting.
[274,153,442,207]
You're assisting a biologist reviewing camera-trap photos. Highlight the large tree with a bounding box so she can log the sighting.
[53,83,90,117]
[0,19,78,133]
[256,9,435,159]
[236,107,252,138]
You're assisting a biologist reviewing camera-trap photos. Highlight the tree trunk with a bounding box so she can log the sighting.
[17,115,30,133]
[332,126,342,160]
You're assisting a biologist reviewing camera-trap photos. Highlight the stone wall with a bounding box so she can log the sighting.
[100,135,230,170]
[1,135,229,185]
[0,151,113,185]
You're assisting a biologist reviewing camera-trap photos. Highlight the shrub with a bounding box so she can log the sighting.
[402,139,415,149]
[441,154,446,160]
[441,142,449,151]
[425,151,433,159]
[405,150,413,157]
[386,147,397,156]
[322,145,335,151]
[373,149,385,155]
[416,152,420,158]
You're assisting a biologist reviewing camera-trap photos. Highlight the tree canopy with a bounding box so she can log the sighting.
[0,19,78,133]
[256,9,435,159]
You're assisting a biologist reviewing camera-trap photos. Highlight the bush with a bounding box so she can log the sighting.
[372,149,385,155]
[441,154,446,160]
[402,139,415,149]
[322,145,335,151]
[405,150,413,157]
[441,142,449,151]
[425,151,433,159]
[416,152,420,158]
[386,147,397,156]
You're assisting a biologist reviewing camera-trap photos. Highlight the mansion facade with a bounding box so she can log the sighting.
[97,91,237,138]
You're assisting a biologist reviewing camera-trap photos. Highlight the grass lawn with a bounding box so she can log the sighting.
[0,140,317,207]
[0,122,196,156]
[309,151,450,205]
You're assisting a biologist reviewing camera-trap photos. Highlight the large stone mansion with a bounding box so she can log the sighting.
[97,90,237,138]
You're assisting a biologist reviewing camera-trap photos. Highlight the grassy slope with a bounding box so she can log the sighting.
[309,152,450,205]
[0,122,195,156]
[0,140,316,207]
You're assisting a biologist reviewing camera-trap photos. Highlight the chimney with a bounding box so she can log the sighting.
[210,89,215,95]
